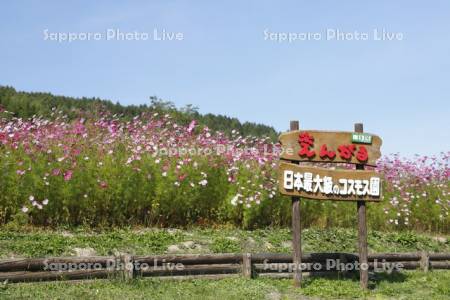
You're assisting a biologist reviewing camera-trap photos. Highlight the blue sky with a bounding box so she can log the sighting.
[1,1,449,156]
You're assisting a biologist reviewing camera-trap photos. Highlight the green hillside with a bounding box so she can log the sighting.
[0,86,278,140]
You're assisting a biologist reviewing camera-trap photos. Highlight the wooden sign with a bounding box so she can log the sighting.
[280,122,381,289]
[279,130,382,166]
[278,161,382,201]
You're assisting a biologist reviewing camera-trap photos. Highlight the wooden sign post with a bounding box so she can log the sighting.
[355,123,368,289]
[290,121,302,288]
[279,121,382,289]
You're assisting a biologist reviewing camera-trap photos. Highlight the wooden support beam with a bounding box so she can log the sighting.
[290,120,302,288]
[355,123,369,290]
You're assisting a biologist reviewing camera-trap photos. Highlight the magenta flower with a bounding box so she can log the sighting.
[187,120,196,134]
[64,170,73,181]
[99,181,108,189]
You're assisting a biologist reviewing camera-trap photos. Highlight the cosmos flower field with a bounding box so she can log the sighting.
[0,110,448,231]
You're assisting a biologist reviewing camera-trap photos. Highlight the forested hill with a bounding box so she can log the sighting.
[0,86,278,139]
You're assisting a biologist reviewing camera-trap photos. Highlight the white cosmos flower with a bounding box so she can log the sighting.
[43,199,49,205]
[21,206,29,213]
[231,195,239,206]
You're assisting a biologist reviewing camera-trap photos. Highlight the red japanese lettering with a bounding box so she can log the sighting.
[356,145,368,162]
[319,144,336,159]
[298,132,315,158]
[338,144,356,160]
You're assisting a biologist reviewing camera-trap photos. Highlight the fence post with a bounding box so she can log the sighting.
[242,253,253,278]
[121,254,134,281]
[420,251,429,272]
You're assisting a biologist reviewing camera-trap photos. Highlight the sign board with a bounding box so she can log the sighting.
[352,133,372,144]
[279,122,381,289]
[278,161,382,201]
[279,130,382,166]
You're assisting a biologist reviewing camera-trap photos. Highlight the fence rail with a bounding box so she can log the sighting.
[0,252,449,283]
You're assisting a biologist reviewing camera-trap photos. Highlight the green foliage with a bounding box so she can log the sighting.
[0,228,186,257]
[209,237,241,253]
[0,86,278,140]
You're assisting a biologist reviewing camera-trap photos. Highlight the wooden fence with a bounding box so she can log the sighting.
[0,252,449,283]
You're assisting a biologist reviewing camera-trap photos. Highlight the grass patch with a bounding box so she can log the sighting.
[0,226,448,258]
[0,271,449,299]
[0,227,448,299]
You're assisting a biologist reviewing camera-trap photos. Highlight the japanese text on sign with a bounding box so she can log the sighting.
[298,132,368,162]
[278,130,382,166]
[277,162,382,201]
[283,170,380,197]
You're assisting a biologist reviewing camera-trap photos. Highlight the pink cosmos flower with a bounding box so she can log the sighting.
[187,120,196,134]
[99,181,108,189]
[64,170,73,181]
